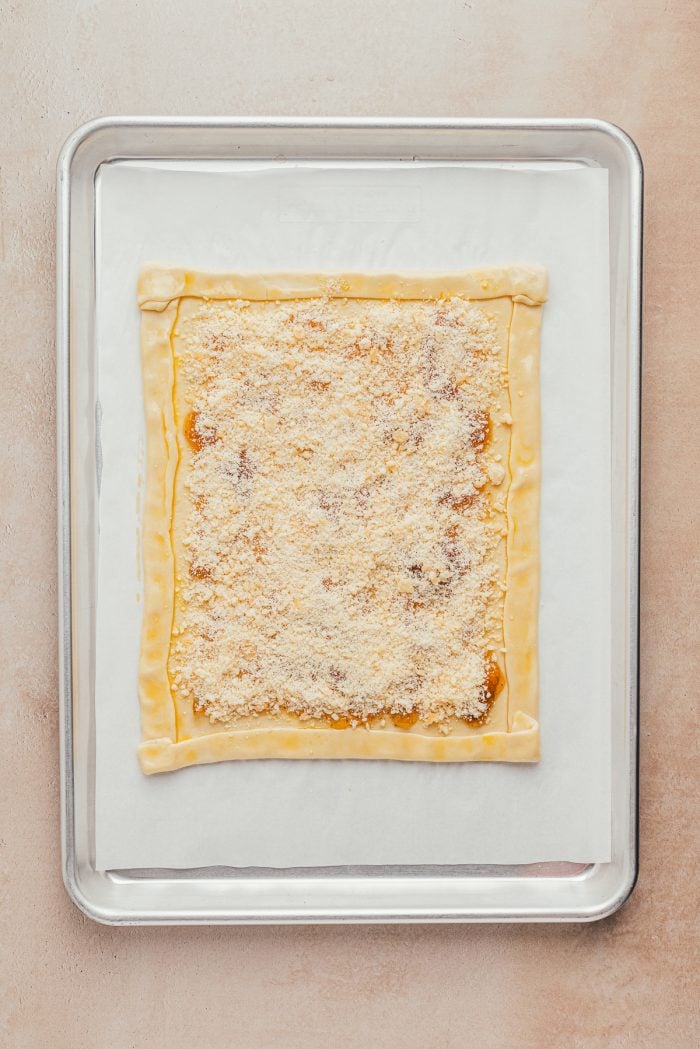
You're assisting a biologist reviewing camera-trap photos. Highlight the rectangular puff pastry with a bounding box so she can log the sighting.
[137,266,546,773]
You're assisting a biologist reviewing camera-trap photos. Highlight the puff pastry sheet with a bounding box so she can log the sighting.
[138,266,545,773]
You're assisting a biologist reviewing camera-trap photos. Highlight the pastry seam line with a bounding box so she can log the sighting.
[166,296,183,743]
[503,298,515,731]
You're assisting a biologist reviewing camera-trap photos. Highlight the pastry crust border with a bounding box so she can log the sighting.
[138,266,545,773]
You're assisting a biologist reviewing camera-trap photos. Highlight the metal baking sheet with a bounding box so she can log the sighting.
[57,117,641,923]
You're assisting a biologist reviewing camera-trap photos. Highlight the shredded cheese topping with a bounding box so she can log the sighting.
[168,296,508,729]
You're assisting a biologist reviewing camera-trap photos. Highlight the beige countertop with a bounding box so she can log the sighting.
[1,1,698,1046]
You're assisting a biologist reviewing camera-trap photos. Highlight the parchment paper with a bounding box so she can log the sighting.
[94,161,611,869]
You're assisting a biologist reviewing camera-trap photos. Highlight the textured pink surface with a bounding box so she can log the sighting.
[1,1,699,1046]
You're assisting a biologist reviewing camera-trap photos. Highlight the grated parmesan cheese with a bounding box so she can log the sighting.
[168,295,507,730]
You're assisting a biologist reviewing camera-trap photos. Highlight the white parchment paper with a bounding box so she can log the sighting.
[94,161,611,869]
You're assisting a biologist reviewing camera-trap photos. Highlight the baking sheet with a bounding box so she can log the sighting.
[94,161,611,870]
